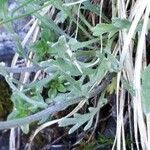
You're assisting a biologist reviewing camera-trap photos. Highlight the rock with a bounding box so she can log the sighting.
[0,0,30,66]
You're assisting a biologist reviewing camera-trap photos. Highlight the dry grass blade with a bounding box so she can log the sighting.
[113,0,150,149]
[120,1,147,64]
[133,1,150,149]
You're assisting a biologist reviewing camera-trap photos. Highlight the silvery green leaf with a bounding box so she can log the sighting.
[59,93,106,134]
[48,88,57,99]
[121,78,135,96]
[112,17,131,29]
[92,23,118,36]
[51,36,69,58]
[68,38,99,51]
[106,52,120,72]
[55,10,68,23]
[69,123,81,134]
[60,71,82,93]
[38,115,50,124]
[54,58,81,76]
[57,84,66,93]
[141,65,150,114]
[92,57,111,85]
[21,124,29,134]
[84,117,94,131]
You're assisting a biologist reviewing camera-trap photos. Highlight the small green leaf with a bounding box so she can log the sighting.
[69,123,81,134]
[92,23,118,36]
[31,39,49,61]
[84,117,94,131]
[54,58,81,76]
[106,77,117,94]
[21,124,29,134]
[121,78,135,96]
[57,84,66,93]
[112,17,131,29]
[41,27,56,42]
[7,93,31,120]
[60,71,82,93]
[92,57,111,84]
[106,52,120,72]
[55,10,68,23]
[48,88,57,99]
[51,36,70,59]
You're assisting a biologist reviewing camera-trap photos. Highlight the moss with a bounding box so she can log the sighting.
[0,78,12,120]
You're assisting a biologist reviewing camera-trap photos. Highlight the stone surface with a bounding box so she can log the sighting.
[0,0,30,66]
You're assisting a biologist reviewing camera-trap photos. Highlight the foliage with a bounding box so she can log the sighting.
[141,64,150,115]
[0,0,150,149]
[92,17,143,38]
[106,77,117,94]
[0,0,130,132]
[59,93,107,134]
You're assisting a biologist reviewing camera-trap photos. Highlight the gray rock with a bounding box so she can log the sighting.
[0,0,30,65]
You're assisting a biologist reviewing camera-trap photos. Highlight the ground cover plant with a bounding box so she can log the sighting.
[0,0,150,149]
